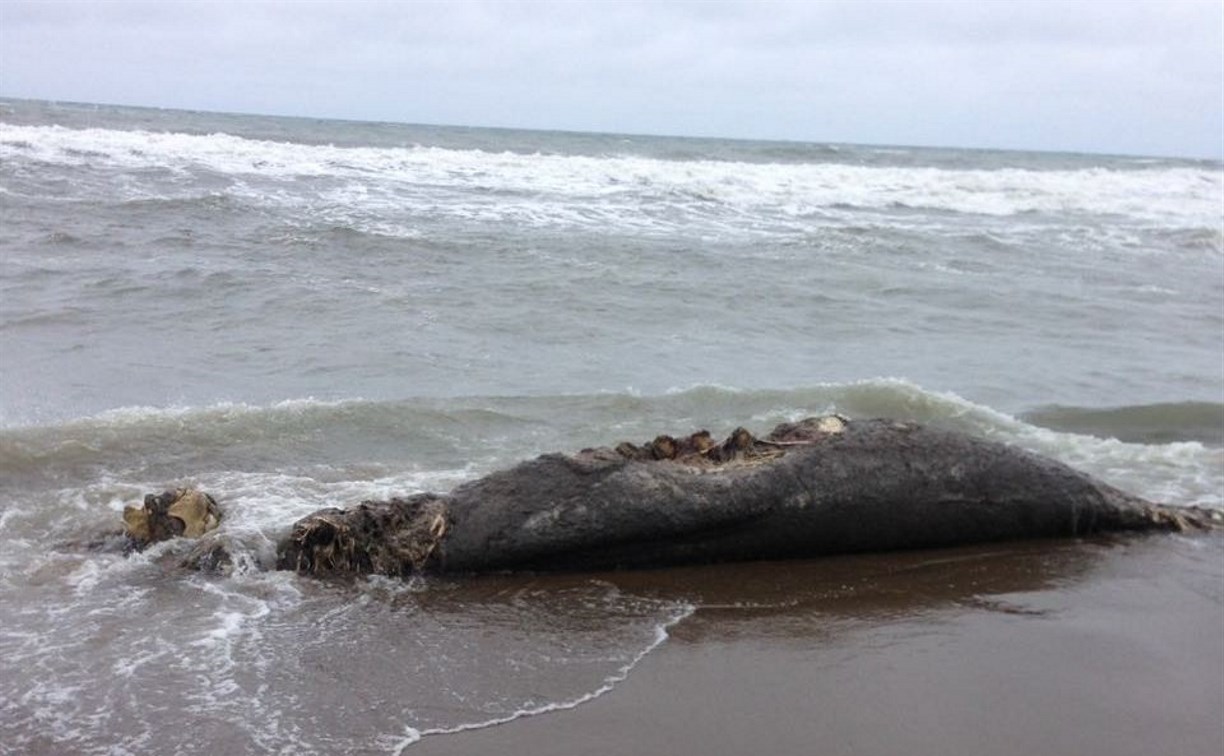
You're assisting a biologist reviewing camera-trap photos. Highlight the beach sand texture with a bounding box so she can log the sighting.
[413,536,1222,756]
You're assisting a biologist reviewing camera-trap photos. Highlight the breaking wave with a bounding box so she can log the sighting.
[3,381,1220,510]
[2,124,1219,231]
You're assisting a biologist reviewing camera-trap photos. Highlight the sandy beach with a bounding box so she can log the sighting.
[413,533,1223,756]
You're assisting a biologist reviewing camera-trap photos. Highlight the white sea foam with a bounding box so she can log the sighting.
[2,124,1219,234]
[1021,433,1224,508]
[195,467,478,532]
[0,396,364,432]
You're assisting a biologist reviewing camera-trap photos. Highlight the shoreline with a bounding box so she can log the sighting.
[410,534,1224,756]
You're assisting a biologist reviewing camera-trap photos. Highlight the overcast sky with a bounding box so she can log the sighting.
[1,0,1221,158]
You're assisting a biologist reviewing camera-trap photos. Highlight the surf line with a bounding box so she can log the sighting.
[389,603,695,753]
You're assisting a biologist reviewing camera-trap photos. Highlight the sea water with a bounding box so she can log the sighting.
[0,98,1221,753]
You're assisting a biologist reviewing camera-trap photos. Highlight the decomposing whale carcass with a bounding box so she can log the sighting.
[274,417,1216,578]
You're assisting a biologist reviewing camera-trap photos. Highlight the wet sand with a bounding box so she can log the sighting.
[413,533,1223,756]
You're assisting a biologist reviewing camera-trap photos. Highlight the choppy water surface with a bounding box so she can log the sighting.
[0,98,1221,753]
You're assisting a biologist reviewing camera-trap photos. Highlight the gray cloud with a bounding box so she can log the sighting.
[1,0,1220,157]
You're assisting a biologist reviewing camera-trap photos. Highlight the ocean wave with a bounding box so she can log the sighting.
[4,383,1217,456]
[3,382,1220,508]
[0,397,528,492]
[2,124,1219,229]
